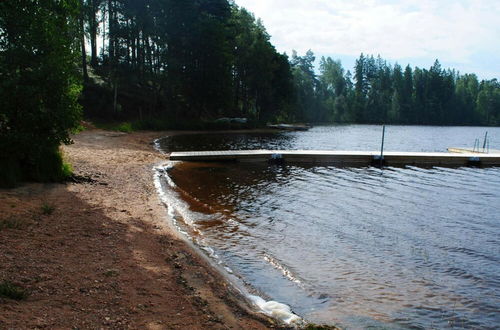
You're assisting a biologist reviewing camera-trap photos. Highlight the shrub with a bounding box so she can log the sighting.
[0,218,23,230]
[41,202,55,215]
[0,281,28,300]
[0,0,82,188]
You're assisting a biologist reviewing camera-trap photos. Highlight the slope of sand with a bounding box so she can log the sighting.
[0,128,279,329]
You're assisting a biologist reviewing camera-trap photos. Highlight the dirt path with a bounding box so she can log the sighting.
[0,129,279,329]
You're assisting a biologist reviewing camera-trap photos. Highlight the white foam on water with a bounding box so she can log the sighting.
[154,163,200,230]
[249,295,303,326]
[263,253,303,286]
[153,160,303,327]
[152,138,166,155]
[154,163,229,267]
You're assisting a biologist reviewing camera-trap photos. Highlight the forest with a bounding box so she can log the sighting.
[296,52,500,126]
[1,0,500,186]
[75,0,500,127]
[80,0,295,127]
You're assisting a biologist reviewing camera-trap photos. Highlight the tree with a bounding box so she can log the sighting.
[291,50,321,122]
[476,79,500,125]
[0,0,82,186]
[454,73,479,124]
[318,57,348,121]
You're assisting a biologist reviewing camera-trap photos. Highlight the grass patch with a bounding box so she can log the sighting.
[0,217,23,230]
[41,202,55,215]
[90,115,258,132]
[103,269,119,277]
[73,123,87,133]
[0,281,28,300]
[116,122,133,132]
[1,145,74,188]
[93,120,134,132]
[61,161,73,178]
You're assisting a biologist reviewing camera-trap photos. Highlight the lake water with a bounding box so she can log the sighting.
[156,125,500,329]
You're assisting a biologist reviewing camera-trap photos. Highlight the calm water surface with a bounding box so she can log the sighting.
[157,126,500,329]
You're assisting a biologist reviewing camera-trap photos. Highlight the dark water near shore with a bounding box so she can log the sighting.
[157,125,500,329]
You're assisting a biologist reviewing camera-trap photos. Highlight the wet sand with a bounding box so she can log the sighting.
[0,128,279,329]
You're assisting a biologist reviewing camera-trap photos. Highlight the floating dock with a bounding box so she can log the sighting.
[267,124,311,131]
[170,150,500,167]
[447,147,500,154]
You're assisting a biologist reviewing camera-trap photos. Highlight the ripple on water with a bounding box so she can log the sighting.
[159,126,500,329]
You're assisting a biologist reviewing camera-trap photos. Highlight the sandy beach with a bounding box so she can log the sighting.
[0,128,279,329]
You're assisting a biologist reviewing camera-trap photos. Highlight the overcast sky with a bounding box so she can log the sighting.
[235,0,500,79]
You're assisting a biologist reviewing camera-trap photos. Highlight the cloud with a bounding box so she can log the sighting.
[235,0,500,78]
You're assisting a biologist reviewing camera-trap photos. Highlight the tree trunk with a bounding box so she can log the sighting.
[108,0,114,61]
[113,81,118,113]
[80,0,88,81]
[146,36,153,73]
[102,3,105,56]
[89,0,98,67]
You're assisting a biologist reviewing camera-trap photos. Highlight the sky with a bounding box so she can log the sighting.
[235,0,500,80]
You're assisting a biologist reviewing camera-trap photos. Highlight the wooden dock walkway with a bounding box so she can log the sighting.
[170,150,500,167]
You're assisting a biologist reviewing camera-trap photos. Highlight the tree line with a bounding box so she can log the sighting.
[293,51,500,126]
[1,0,499,186]
[82,0,498,126]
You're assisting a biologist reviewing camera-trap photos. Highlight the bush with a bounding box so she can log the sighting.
[0,281,28,300]
[0,0,81,188]
[0,148,73,187]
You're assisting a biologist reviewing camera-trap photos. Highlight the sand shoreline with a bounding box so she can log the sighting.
[0,128,280,329]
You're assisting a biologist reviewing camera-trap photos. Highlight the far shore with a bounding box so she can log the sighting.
[0,128,282,329]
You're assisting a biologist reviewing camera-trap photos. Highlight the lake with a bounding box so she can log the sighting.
[156,125,500,329]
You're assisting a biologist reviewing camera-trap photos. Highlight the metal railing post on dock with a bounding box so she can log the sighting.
[483,131,489,153]
[380,125,386,167]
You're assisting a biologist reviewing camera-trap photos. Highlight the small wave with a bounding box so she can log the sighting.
[263,253,303,286]
[440,246,500,263]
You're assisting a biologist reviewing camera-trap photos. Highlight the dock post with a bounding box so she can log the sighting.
[483,131,488,152]
[380,125,386,167]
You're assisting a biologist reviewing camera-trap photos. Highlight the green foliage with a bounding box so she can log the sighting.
[0,281,28,300]
[94,121,134,132]
[116,122,133,133]
[41,202,55,216]
[103,269,119,277]
[81,0,296,126]
[0,218,24,230]
[62,160,74,178]
[14,0,493,132]
[294,51,499,125]
[0,0,82,187]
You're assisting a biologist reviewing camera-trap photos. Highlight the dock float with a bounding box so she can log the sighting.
[267,124,311,131]
[170,150,500,167]
[448,147,500,154]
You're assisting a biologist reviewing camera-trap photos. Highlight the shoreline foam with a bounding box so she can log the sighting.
[153,158,304,326]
